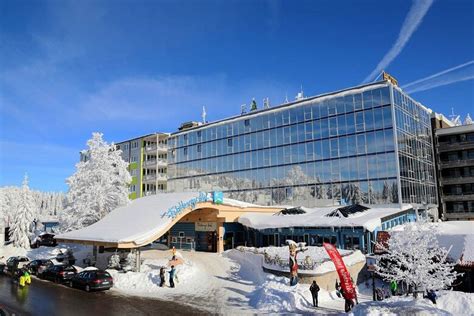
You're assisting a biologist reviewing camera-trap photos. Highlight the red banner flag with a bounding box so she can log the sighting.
[323,242,357,300]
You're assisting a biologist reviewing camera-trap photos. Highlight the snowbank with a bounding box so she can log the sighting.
[350,290,474,316]
[237,245,365,274]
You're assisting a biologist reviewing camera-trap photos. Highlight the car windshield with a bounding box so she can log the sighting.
[63,266,75,272]
[96,272,111,279]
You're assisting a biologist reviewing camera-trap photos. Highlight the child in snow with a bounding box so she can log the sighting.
[159,267,165,287]
[309,280,320,307]
[169,265,176,288]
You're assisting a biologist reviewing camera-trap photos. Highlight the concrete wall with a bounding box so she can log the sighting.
[263,260,366,291]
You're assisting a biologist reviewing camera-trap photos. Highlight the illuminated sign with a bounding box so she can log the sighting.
[161,192,210,219]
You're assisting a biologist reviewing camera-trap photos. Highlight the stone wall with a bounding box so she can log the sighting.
[263,260,367,291]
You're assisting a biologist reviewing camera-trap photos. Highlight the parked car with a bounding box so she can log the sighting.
[40,265,77,283]
[31,233,57,248]
[69,269,113,292]
[6,256,29,274]
[25,259,54,275]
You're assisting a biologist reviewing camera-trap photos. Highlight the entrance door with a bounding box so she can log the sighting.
[304,234,310,245]
[274,233,280,246]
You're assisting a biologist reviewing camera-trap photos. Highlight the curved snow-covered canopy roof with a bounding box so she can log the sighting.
[56,192,281,248]
[238,204,414,232]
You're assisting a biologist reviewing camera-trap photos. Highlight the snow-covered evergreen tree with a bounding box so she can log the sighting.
[61,132,132,232]
[9,175,37,249]
[108,252,121,269]
[375,221,458,296]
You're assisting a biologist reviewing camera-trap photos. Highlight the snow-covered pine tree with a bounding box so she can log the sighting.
[61,133,132,232]
[9,175,36,249]
[108,252,121,269]
[375,221,458,297]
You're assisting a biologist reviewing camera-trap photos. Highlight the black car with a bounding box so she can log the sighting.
[25,259,53,275]
[69,270,113,292]
[31,233,57,248]
[40,265,77,283]
[5,256,29,274]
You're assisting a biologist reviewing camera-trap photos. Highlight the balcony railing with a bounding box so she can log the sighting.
[145,144,167,153]
[440,159,474,169]
[440,176,474,186]
[144,159,156,167]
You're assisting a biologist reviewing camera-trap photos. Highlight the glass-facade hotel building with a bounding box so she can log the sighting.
[167,81,437,208]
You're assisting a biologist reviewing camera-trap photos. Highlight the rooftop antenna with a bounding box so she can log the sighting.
[241,104,247,115]
[295,84,304,101]
[201,106,207,123]
[449,107,462,126]
[263,97,270,109]
[285,92,289,103]
[464,113,473,125]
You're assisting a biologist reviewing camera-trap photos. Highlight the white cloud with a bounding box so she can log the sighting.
[402,60,474,93]
[362,0,433,83]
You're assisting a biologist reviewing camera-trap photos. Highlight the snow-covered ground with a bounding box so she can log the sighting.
[2,244,473,315]
[107,248,367,314]
[350,290,474,316]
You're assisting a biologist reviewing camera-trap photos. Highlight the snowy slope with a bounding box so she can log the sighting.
[350,290,474,316]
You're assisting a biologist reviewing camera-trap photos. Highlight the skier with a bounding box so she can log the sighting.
[390,280,398,296]
[309,280,320,307]
[169,265,176,288]
[426,290,437,305]
[159,267,165,287]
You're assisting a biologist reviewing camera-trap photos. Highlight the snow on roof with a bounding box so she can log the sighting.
[238,204,413,232]
[390,221,474,265]
[56,192,278,247]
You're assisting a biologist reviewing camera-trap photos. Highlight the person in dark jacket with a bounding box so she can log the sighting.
[159,267,165,287]
[309,280,320,307]
[169,265,176,288]
[335,280,342,298]
[342,290,355,313]
[426,290,437,304]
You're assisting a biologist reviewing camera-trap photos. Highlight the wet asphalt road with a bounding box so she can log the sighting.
[0,275,206,316]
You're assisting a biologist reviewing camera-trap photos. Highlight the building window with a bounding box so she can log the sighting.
[183,147,188,156]
[244,119,250,126]
[197,144,201,152]
[227,138,233,147]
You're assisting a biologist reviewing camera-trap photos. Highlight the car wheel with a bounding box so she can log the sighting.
[85,285,90,292]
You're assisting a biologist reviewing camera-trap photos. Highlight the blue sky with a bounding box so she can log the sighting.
[0,0,473,192]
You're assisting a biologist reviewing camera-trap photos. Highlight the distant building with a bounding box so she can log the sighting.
[167,80,438,210]
[435,124,474,220]
[116,133,169,199]
[80,133,169,200]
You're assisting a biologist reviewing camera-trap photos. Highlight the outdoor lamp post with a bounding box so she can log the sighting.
[366,255,377,301]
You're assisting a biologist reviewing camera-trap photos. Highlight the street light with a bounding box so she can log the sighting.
[366,255,377,301]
